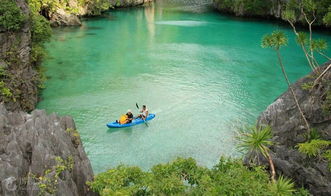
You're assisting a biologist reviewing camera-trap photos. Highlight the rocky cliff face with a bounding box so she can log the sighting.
[213,0,286,18]
[258,62,331,195]
[0,104,95,196]
[0,0,39,112]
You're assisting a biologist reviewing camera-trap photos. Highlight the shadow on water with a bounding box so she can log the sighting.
[79,26,104,31]
[107,127,134,135]
[81,13,117,22]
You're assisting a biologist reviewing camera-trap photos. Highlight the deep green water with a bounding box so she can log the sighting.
[38,5,331,173]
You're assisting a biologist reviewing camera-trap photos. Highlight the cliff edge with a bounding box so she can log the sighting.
[258,62,331,196]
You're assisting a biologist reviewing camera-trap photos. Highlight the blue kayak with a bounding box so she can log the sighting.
[107,114,156,128]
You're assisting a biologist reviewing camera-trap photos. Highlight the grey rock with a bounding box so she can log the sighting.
[257,61,331,195]
[0,105,97,196]
[50,8,82,27]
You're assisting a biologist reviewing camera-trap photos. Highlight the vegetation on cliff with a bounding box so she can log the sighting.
[0,0,113,110]
[213,0,331,27]
[0,0,25,31]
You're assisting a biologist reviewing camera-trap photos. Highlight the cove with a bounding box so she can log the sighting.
[37,4,331,173]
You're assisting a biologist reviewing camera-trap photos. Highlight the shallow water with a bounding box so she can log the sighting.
[38,4,331,173]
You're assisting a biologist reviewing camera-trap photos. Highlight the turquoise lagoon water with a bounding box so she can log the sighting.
[37,5,331,173]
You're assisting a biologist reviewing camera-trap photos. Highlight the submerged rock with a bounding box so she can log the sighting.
[0,105,96,196]
[258,62,331,195]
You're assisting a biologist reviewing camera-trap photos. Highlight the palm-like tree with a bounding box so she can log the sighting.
[238,126,276,182]
[262,31,310,131]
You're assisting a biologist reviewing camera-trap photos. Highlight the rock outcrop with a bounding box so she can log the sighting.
[258,62,331,195]
[50,8,82,27]
[0,104,96,196]
[0,0,39,112]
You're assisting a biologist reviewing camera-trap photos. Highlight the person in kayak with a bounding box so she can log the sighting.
[118,110,134,124]
[137,105,149,120]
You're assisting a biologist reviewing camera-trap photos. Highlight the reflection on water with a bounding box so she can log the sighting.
[145,4,156,38]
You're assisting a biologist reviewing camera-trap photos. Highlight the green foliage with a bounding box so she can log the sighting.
[89,157,306,195]
[216,0,330,26]
[31,45,47,65]
[307,128,321,141]
[84,0,111,15]
[297,139,331,157]
[283,9,297,23]
[322,150,331,171]
[66,128,81,147]
[214,0,272,16]
[28,0,110,16]
[0,81,13,98]
[324,7,331,26]
[301,82,314,91]
[270,176,295,196]
[0,67,14,100]
[31,13,52,44]
[296,32,308,46]
[311,39,328,52]
[262,31,288,50]
[237,126,273,159]
[0,0,25,31]
[27,1,52,93]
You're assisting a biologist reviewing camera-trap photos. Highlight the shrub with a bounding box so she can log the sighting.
[88,157,306,196]
[31,13,52,44]
[297,139,331,157]
[0,0,25,31]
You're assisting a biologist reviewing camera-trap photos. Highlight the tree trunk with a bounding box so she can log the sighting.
[287,20,315,72]
[276,50,310,131]
[314,64,331,86]
[266,151,276,183]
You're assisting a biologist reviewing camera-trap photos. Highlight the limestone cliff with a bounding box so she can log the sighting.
[0,104,96,196]
[257,62,331,195]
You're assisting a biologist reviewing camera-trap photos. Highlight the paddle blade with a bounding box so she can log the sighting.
[136,103,139,109]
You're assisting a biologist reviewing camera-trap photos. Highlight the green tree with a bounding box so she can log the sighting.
[0,0,25,31]
[262,30,310,131]
[238,126,276,182]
